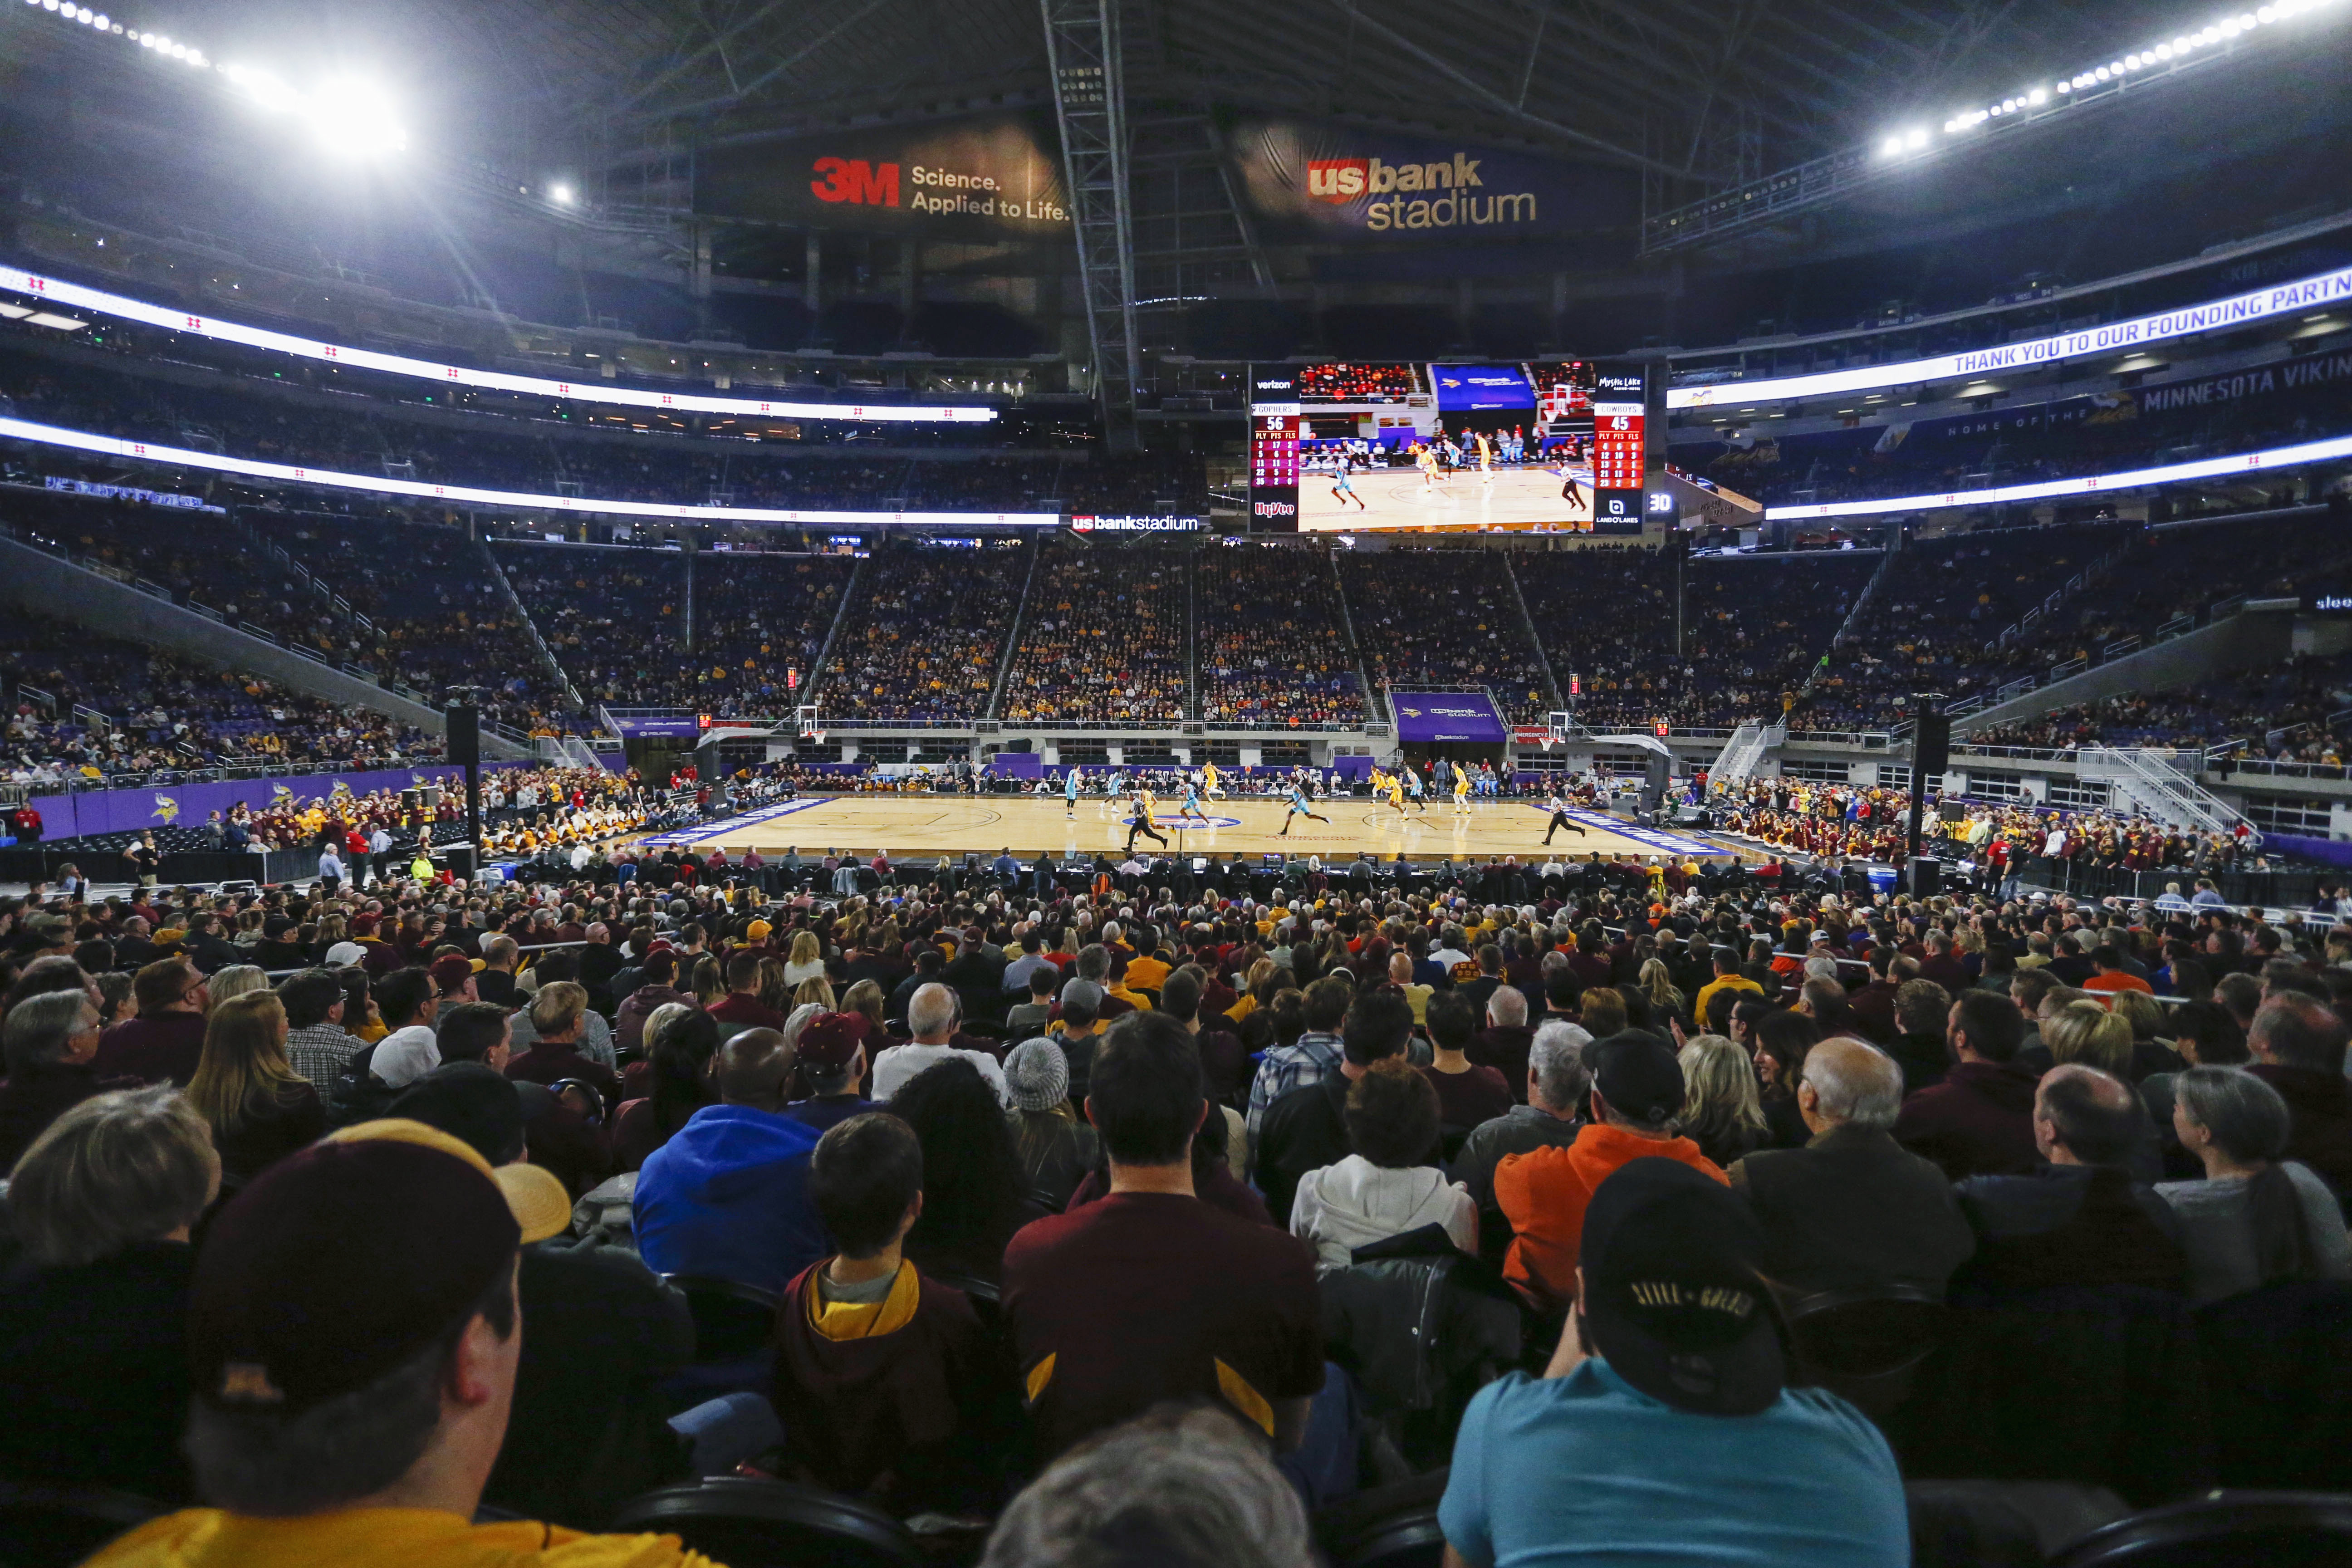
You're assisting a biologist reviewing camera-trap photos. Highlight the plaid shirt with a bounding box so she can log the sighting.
[286,1024,364,1088]
[1246,1030,1344,1145]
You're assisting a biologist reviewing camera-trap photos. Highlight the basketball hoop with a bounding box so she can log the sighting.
[1541,737,1553,751]
[813,731,826,747]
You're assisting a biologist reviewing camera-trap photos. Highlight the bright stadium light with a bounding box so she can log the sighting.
[1930,0,2337,137]
[221,63,407,154]
[548,182,576,206]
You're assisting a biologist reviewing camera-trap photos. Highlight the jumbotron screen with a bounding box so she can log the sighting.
[1299,454,1595,533]
[1272,358,1600,533]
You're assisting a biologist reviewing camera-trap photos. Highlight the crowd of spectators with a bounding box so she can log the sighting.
[1195,546,1367,727]
[247,514,563,727]
[0,618,441,784]
[1297,363,1419,402]
[494,542,848,716]
[1519,546,1873,731]
[1715,775,2266,878]
[1801,510,2352,732]
[1975,652,2352,759]
[3,493,354,666]
[1683,378,2352,508]
[1800,523,2127,729]
[820,541,1029,722]
[6,829,2352,1560]
[999,544,1190,725]
[0,337,1196,516]
[1338,548,1552,722]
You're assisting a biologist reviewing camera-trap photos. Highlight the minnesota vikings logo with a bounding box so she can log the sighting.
[152,794,180,823]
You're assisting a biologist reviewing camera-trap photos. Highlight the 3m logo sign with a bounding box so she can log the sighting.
[811,158,901,207]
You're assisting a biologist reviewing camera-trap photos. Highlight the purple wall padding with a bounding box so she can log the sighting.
[27,761,529,840]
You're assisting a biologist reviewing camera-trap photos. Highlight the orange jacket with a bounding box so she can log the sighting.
[1493,1123,1727,1311]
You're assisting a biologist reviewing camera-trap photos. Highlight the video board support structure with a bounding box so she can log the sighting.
[1042,0,1141,453]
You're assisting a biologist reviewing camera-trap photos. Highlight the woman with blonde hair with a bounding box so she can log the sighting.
[204,965,270,1007]
[1678,1033,1769,1168]
[2044,999,2136,1079]
[185,990,323,1181]
[757,955,795,1016]
[841,977,889,1043]
[794,975,838,1011]
[686,953,726,1010]
[1638,958,1687,1032]
[784,929,828,988]
[1226,958,1278,1024]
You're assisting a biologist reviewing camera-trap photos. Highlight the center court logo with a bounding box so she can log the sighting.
[1305,152,1536,231]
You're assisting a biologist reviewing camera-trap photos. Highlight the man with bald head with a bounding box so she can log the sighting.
[1730,1038,1975,1301]
[1949,1063,2187,1300]
[872,983,1012,1107]
[634,1026,828,1292]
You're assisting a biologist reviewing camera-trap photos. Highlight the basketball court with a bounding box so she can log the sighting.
[632,791,1740,864]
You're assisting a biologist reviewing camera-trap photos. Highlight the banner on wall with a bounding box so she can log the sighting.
[697,115,1070,237]
[1391,692,1508,744]
[1230,118,1636,243]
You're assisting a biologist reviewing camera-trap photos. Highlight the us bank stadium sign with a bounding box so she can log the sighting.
[1069,515,1205,533]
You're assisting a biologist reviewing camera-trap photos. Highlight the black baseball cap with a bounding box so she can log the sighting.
[1579,1159,1784,1416]
[1589,1031,1686,1128]
[390,1062,527,1168]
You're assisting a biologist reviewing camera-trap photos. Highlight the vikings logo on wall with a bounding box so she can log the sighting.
[1233,118,1636,242]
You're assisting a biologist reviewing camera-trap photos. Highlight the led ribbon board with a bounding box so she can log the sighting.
[0,264,995,423]
[1763,430,2352,519]
[1670,263,2352,410]
[0,415,1061,526]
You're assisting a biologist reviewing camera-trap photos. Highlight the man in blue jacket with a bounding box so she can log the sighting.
[634,1028,827,1293]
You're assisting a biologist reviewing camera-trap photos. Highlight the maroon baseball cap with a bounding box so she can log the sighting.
[796,1011,866,1073]
[429,954,475,995]
[187,1126,522,1416]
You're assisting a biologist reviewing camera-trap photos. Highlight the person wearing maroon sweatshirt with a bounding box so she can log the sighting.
[1893,990,2041,1181]
[90,958,209,1087]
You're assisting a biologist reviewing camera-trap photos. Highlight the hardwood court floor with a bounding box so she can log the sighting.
[639,791,1741,863]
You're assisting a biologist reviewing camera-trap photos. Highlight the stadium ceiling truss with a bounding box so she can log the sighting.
[489,0,2176,186]
[422,0,2204,421]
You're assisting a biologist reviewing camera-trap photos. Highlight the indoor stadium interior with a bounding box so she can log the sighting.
[4,0,2352,1563]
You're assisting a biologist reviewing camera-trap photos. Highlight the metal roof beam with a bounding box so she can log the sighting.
[1322,0,1701,178]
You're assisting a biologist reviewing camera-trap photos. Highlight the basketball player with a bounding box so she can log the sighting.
[1329,452,1367,513]
[1404,764,1428,812]
[1126,784,1168,853]
[1416,442,1441,492]
[1475,430,1495,484]
[1178,774,1211,825]
[1063,765,1083,820]
[1202,758,1225,801]
[1279,779,1331,836]
[1542,785,1588,845]
[1386,769,1407,817]
[1453,764,1473,817]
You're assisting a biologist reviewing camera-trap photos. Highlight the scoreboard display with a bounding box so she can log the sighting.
[1248,368,1300,532]
[1590,361,1646,534]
